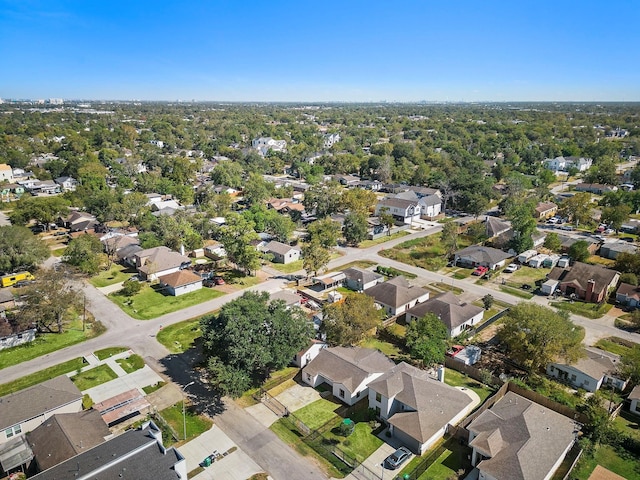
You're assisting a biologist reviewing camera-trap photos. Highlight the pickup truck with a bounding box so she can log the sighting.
[472,266,489,276]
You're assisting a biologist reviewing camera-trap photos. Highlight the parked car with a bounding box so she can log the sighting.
[621,237,635,243]
[504,263,518,273]
[384,447,412,470]
[521,284,532,290]
[472,266,489,276]
[203,278,215,287]
[213,276,225,285]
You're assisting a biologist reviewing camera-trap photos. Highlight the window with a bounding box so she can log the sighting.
[339,389,345,398]
[5,425,21,438]
[376,392,381,402]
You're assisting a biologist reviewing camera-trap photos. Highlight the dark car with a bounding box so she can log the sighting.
[384,447,411,470]
[521,284,532,290]
[621,237,635,243]
[213,276,225,285]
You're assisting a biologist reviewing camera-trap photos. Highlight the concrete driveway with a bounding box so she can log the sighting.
[82,365,164,402]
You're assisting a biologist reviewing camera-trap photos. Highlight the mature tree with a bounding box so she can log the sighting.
[302,239,330,277]
[341,188,377,216]
[243,172,273,206]
[343,212,368,246]
[620,272,638,286]
[506,198,537,252]
[307,217,341,248]
[405,313,449,367]
[210,161,244,189]
[20,269,83,333]
[64,234,107,274]
[0,225,49,273]
[600,204,631,232]
[219,213,261,275]
[559,192,593,227]
[543,232,562,252]
[568,240,591,263]
[303,181,342,218]
[585,158,617,185]
[482,294,494,311]
[614,252,640,276]
[321,293,382,346]
[264,211,296,243]
[619,343,640,385]
[201,291,311,397]
[379,207,395,236]
[497,304,584,371]
[9,196,70,230]
[440,221,459,257]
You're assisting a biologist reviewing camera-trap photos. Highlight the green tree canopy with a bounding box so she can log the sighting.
[568,240,591,263]
[497,304,584,371]
[559,192,593,227]
[405,313,449,367]
[543,232,562,252]
[321,293,382,346]
[9,196,70,230]
[64,234,106,274]
[219,213,261,275]
[343,212,368,246]
[0,225,49,273]
[619,343,640,385]
[301,239,330,277]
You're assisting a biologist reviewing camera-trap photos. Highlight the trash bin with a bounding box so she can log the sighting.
[203,456,212,467]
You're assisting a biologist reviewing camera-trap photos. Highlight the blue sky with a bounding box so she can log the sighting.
[1,0,639,102]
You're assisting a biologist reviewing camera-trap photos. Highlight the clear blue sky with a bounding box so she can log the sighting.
[1,0,639,102]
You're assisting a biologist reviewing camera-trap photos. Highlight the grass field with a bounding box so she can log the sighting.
[0,357,87,396]
[359,230,410,248]
[614,410,640,441]
[333,260,377,271]
[94,346,129,360]
[499,285,534,299]
[109,284,224,320]
[71,364,118,391]
[159,403,213,441]
[90,265,135,288]
[509,266,549,285]
[551,300,613,319]
[294,398,341,430]
[360,337,403,358]
[571,444,640,479]
[380,235,473,271]
[593,337,632,356]
[156,318,202,353]
[116,354,145,373]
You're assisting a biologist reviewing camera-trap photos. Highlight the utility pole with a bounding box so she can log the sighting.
[182,381,195,441]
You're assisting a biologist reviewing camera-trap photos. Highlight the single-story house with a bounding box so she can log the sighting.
[293,339,327,368]
[547,262,620,303]
[485,217,511,239]
[302,346,395,405]
[266,198,305,214]
[616,282,640,308]
[365,276,430,316]
[405,291,484,338]
[367,362,474,454]
[534,201,558,219]
[132,246,191,281]
[547,347,627,392]
[558,235,600,255]
[269,290,303,309]
[313,271,347,290]
[0,376,82,445]
[599,242,637,260]
[375,198,421,224]
[467,391,577,480]
[453,246,512,270]
[629,385,640,416]
[203,242,226,260]
[574,183,618,194]
[158,270,203,296]
[342,267,384,292]
[0,328,36,350]
[264,241,301,264]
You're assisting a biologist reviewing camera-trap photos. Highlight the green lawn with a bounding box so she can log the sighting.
[142,381,166,395]
[379,235,473,271]
[499,285,534,299]
[443,368,493,404]
[359,230,410,248]
[417,440,471,480]
[593,338,632,356]
[156,318,202,354]
[324,421,383,464]
[71,364,119,391]
[116,354,145,373]
[0,320,99,370]
[571,444,640,480]
[109,284,224,320]
[51,246,67,257]
[432,282,464,295]
[333,260,376,271]
[0,357,87,396]
[159,403,213,441]
[294,398,341,430]
[509,266,549,285]
[90,265,136,288]
[269,259,304,273]
[360,337,403,358]
[219,268,264,288]
[94,346,129,360]
[237,366,299,408]
[614,410,640,441]
[551,300,613,319]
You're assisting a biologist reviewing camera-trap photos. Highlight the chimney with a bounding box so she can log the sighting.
[586,279,596,302]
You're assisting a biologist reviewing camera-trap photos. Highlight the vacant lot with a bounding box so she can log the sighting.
[156,318,202,353]
[380,235,473,271]
[90,264,136,288]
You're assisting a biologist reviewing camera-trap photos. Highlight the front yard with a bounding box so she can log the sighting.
[551,299,613,319]
[71,364,118,391]
[159,403,213,442]
[90,264,136,288]
[156,318,202,354]
[0,357,87,396]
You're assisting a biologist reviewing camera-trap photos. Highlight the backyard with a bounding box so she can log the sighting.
[443,368,494,404]
[399,436,471,480]
[571,444,640,480]
[379,235,473,271]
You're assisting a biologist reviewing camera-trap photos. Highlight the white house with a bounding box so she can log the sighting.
[543,156,593,173]
[293,340,327,368]
[323,133,341,149]
[365,276,430,316]
[375,198,421,224]
[546,347,627,392]
[405,292,484,338]
[252,137,287,156]
[158,270,203,296]
[54,176,78,192]
[629,385,640,416]
[0,164,14,182]
[302,347,395,406]
[367,362,474,454]
[132,246,191,281]
[264,241,301,264]
[342,267,384,292]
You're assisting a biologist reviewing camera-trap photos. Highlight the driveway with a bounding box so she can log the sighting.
[81,365,164,403]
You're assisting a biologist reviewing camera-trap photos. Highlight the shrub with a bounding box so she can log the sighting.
[120,281,142,297]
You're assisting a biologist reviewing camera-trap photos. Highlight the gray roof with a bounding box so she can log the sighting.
[468,391,577,480]
[32,421,184,480]
[303,347,395,392]
[629,384,640,401]
[378,197,419,210]
[342,267,383,287]
[550,347,621,382]
[269,290,303,306]
[485,217,511,238]
[27,410,110,471]
[617,282,640,301]
[548,262,619,295]
[0,289,14,303]
[419,194,442,207]
[368,362,473,443]
[366,276,429,309]
[264,240,298,256]
[135,246,190,275]
[406,292,483,333]
[0,376,82,431]
[454,245,511,265]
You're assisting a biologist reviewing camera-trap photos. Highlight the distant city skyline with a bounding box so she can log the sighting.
[1,0,639,102]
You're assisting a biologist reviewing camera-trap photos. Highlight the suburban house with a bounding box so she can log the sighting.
[0,327,36,350]
[599,242,637,260]
[368,362,475,454]
[534,202,558,219]
[266,198,305,214]
[269,290,304,309]
[0,163,14,182]
[30,421,186,480]
[0,376,82,445]
[302,347,395,406]
[546,347,627,392]
[0,183,25,199]
[342,267,384,292]
[365,276,430,316]
[293,339,327,368]
[547,262,620,303]
[27,410,111,473]
[630,385,640,416]
[574,183,617,195]
[375,198,421,224]
[405,291,484,338]
[323,133,341,149]
[313,271,347,290]
[467,391,577,480]
[558,235,600,255]
[263,240,301,264]
[158,270,203,296]
[54,176,78,192]
[485,217,511,239]
[453,246,512,270]
[62,211,99,232]
[616,282,640,308]
[543,156,592,172]
[131,246,191,281]
[394,190,442,218]
[252,137,287,156]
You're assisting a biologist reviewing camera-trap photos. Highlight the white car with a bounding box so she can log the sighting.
[504,263,518,273]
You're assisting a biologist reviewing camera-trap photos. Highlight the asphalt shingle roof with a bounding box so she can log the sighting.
[406,291,483,332]
[366,276,429,309]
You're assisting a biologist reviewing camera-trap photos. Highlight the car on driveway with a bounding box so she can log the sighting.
[504,263,518,273]
[472,266,489,276]
[384,447,412,470]
[213,276,225,285]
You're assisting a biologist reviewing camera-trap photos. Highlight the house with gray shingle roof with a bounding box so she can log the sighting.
[302,347,395,405]
[546,347,627,392]
[368,362,475,454]
[468,391,578,480]
[374,197,421,224]
[365,276,430,316]
[132,246,191,281]
[547,262,620,303]
[342,267,383,292]
[263,240,301,264]
[453,246,512,270]
[405,291,484,337]
[158,270,203,296]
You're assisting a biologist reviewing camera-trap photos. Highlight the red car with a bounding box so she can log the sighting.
[213,276,225,285]
[472,266,488,276]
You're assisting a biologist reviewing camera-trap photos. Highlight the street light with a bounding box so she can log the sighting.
[182,381,195,441]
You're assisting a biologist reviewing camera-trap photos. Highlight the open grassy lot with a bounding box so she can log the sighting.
[333,260,376,271]
[508,266,549,285]
[551,300,613,319]
[94,346,129,360]
[0,319,101,370]
[269,259,304,273]
[294,398,341,430]
[71,364,118,391]
[593,337,632,356]
[359,230,409,248]
[156,318,202,353]
[221,268,264,288]
[236,366,299,407]
[109,284,224,320]
[571,444,640,480]
[159,403,213,442]
[499,285,534,299]
[443,368,494,404]
[614,409,640,441]
[380,235,473,271]
[116,354,145,373]
[90,264,135,288]
[0,357,87,396]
